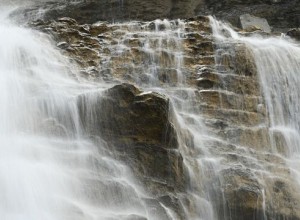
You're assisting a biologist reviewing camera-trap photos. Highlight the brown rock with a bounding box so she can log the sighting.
[234,43,257,76]
[218,167,265,220]
[78,83,185,194]
[28,13,300,220]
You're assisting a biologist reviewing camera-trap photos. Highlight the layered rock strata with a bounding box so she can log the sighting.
[32,15,300,220]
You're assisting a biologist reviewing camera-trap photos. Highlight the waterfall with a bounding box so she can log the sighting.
[95,18,237,220]
[0,5,155,220]
[244,30,300,192]
[0,7,220,218]
[210,15,300,179]
[2,0,300,219]
[210,16,300,219]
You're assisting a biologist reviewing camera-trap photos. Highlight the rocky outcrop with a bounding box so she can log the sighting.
[32,15,300,220]
[209,156,300,220]
[200,26,300,219]
[18,0,205,24]
[77,83,185,195]
[32,16,213,84]
[219,167,265,220]
[31,17,102,75]
[17,0,299,30]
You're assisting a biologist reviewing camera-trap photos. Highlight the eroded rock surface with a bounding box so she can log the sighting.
[17,0,299,31]
[31,15,300,220]
[78,83,185,195]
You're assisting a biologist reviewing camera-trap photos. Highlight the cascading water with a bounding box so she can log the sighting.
[3,0,300,219]
[250,40,300,183]
[0,3,156,220]
[210,16,300,219]
[242,29,300,197]
[1,7,222,217]
[210,15,300,172]
[98,18,222,220]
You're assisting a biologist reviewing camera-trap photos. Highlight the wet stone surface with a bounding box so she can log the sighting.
[30,15,300,220]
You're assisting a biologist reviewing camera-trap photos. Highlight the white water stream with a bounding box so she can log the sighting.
[210,16,300,181]
[0,4,154,220]
[210,17,300,219]
[2,0,300,219]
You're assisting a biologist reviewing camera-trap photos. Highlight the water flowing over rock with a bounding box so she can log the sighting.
[77,83,185,195]
[210,17,300,220]
[2,1,300,220]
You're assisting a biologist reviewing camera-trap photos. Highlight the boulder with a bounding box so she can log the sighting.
[78,83,185,194]
[240,14,271,33]
[85,83,178,149]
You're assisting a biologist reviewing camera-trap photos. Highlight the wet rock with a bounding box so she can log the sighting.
[270,129,289,155]
[200,105,265,127]
[214,42,258,77]
[79,83,178,148]
[240,14,271,33]
[57,17,77,25]
[198,90,261,113]
[264,177,300,220]
[210,154,300,220]
[31,18,103,73]
[78,83,185,194]
[29,14,300,220]
[197,70,260,96]
[14,0,300,31]
[31,16,214,86]
[197,78,216,89]
[90,23,110,36]
[287,28,300,41]
[234,43,258,76]
[143,198,172,219]
[218,167,265,220]
[222,127,271,151]
[158,194,187,219]
[57,41,69,49]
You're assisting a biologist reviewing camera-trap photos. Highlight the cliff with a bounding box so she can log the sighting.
[27,12,300,219]
[1,0,300,217]
[19,0,299,31]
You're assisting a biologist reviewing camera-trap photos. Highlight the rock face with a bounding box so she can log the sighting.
[17,0,299,30]
[287,28,300,41]
[31,14,300,220]
[240,14,271,33]
[19,0,205,23]
[78,83,185,195]
[200,0,300,31]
